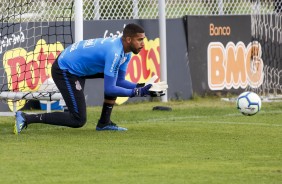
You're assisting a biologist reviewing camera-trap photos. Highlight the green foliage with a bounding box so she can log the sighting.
[1,98,282,183]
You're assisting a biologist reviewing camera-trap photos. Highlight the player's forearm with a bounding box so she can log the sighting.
[116,79,137,89]
[104,85,134,97]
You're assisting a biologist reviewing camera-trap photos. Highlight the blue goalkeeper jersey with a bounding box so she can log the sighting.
[58,37,131,77]
[57,37,137,97]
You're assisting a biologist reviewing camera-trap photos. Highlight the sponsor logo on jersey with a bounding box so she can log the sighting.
[70,42,79,52]
[83,39,97,48]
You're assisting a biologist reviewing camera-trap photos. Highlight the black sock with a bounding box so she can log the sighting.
[98,102,114,124]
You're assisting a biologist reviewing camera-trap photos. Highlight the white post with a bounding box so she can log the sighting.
[94,0,100,20]
[218,0,224,15]
[133,0,139,19]
[158,0,168,102]
[13,101,17,113]
[46,101,51,113]
[75,0,83,42]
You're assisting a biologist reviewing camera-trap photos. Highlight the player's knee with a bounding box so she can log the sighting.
[71,113,87,128]
[76,118,87,128]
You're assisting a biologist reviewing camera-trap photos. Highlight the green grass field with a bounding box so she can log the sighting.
[0,97,282,184]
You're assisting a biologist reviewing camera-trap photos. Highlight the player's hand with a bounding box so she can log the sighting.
[149,81,168,92]
[145,75,168,93]
[134,75,168,97]
[148,81,167,97]
[145,75,159,86]
[132,84,152,97]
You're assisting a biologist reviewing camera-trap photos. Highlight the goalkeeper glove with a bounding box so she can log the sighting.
[134,75,169,97]
[146,75,168,97]
[145,75,168,92]
[149,90,166,97]
[145,75,159,86]
[149,81,168,92]
[131,84,152,97]
[136,83,145,88]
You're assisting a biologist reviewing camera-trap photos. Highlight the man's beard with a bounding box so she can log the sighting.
[130,45,141,54]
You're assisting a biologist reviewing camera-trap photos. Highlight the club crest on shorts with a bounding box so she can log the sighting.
[75,80,82,91]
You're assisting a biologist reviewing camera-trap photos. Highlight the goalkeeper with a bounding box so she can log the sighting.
[14,23,167,134]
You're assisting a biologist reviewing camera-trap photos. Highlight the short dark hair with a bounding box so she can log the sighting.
[122,23,144,38]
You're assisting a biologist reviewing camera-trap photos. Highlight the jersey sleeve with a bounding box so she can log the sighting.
[116,53,136,89]
[119,53,131,72]
[116,70,137,89]
[104,74,134,97]
[104,49,120,78]
[103,44,135,96]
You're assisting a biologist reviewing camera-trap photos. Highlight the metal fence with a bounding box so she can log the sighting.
[83,0,281,20]
[1,0,279,22]
[83,0,276,19]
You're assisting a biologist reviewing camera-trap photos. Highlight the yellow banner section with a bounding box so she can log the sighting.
[117,37,161,105]
[3,39,64,111]
[2,37,160,109]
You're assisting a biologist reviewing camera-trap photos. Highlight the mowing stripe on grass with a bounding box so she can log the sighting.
[122,116,282,127]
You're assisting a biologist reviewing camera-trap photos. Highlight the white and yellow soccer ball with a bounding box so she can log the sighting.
[236,91,262,116]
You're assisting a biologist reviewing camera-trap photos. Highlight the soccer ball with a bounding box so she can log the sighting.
[236,91,261,116]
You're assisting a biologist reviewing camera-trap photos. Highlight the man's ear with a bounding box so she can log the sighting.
[125,37,131,43]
